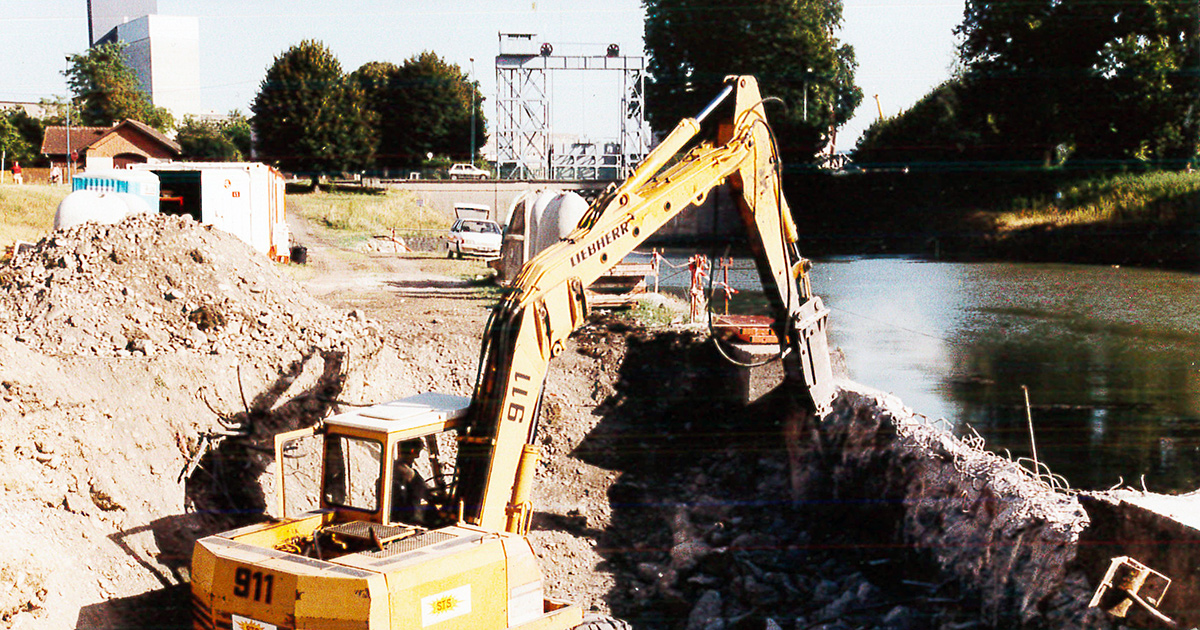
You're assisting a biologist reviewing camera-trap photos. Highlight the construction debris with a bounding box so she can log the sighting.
[0,213,373,359]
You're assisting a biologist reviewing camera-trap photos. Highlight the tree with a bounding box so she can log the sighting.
[954,0,1200,165]
[222,111,253,160]
[643,0,863,166]
[0,109,45,165]
[251,40,377,179]
[177,113,252,161]
[66,41,173,131]
[854,80,984,166]
[351,53,486,169]
[0,116,33,166]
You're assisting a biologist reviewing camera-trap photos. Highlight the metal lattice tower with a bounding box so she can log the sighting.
[495,34,648,181]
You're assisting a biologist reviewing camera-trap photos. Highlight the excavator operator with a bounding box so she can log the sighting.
[391,439,430,525]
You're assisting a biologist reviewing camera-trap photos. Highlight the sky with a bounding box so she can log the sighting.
[1,0,964,153]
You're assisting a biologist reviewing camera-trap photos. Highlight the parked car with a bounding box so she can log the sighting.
[447,218,502,259]
[448,163,489,180]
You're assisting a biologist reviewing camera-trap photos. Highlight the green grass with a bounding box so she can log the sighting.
[996,171,1200,231]
[288,189,446,236]
[0,184,68,247]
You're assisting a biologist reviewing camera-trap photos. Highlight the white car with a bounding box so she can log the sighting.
[448,163,488,180]
[447,218,502,259]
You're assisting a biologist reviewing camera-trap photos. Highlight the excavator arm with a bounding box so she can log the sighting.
[455,76,837,532]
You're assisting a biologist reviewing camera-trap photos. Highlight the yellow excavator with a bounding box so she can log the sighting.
[189,75,837,630]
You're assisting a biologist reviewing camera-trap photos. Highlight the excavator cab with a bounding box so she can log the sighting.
[278,392,470,533]
[192,392,583,630]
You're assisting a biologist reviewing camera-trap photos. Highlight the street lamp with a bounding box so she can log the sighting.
[65,56,72,181]
[803,67,813,121]
[469,58,477,165]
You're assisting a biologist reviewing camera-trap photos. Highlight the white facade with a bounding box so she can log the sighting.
[113,15,201,119]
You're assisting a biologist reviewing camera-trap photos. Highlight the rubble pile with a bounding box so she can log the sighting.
[589,382,1107,630]
[588,401,987,630]
[0,213,377,359]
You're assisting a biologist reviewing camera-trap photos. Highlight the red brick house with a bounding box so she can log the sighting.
[41,119,182,172]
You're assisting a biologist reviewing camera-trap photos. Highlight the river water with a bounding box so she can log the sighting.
[649,254,1200,493]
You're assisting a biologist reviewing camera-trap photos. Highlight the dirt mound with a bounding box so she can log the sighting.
[0,215,416,629]
[0,214,373,358]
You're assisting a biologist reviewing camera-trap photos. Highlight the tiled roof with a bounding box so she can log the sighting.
[40,119,183,156]
[40,126,108,155]
[119,119,183,154]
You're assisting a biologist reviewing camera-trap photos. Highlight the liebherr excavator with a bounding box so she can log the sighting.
[189,76,837,630]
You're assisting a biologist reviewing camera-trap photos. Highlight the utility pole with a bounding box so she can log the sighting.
[65,56,72,181]
[469,58,477,165]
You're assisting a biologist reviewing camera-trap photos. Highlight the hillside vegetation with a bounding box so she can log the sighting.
[996,171,1200,231]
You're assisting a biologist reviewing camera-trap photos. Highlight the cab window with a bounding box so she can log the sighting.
[322,435,382,512]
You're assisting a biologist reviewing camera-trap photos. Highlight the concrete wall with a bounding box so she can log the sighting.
[88,0,158,44]
[382,180,608,225]
[800,384,1109,628]
[383,180,745,241]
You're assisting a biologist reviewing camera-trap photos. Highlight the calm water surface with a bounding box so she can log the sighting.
[653,254,1200,492]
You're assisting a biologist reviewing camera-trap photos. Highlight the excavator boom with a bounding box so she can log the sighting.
[190,75,837,630]
[455,75,836,532]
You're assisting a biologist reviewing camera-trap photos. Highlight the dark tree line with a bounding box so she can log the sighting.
[856,0,1200,169]
[252,41,486,176]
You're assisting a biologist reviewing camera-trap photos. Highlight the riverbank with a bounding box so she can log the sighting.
[5,170,1197,270]
[788,169,1200,271]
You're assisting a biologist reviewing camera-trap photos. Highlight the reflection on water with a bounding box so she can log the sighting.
[649,253,1200,492]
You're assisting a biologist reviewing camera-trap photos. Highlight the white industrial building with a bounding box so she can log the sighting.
[88,0,202,120]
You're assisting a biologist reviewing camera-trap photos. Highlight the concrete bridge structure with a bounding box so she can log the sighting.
[379,179,745,242]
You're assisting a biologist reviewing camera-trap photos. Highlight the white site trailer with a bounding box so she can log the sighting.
[131,162,290,261]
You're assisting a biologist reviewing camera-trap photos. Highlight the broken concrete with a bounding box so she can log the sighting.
[1077,490,1200,628]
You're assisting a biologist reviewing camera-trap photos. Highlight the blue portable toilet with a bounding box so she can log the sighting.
[72,170,160,213]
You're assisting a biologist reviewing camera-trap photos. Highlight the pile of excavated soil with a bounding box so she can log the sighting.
[0,215,415,629]
[0,213,374,359]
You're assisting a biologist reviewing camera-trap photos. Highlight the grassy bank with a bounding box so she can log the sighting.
[995,171,1200,231]
[986,171,1200,269]
[287,189,443,235]
[0,184,68,247]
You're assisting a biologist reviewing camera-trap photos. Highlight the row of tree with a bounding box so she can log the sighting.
[855,0,1200,169]
[1,39,485,175]
[251,41,485,176]
[0,41,254,166]
[7,6,867,174]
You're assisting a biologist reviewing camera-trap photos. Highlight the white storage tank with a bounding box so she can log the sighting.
[55,190,153,230]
